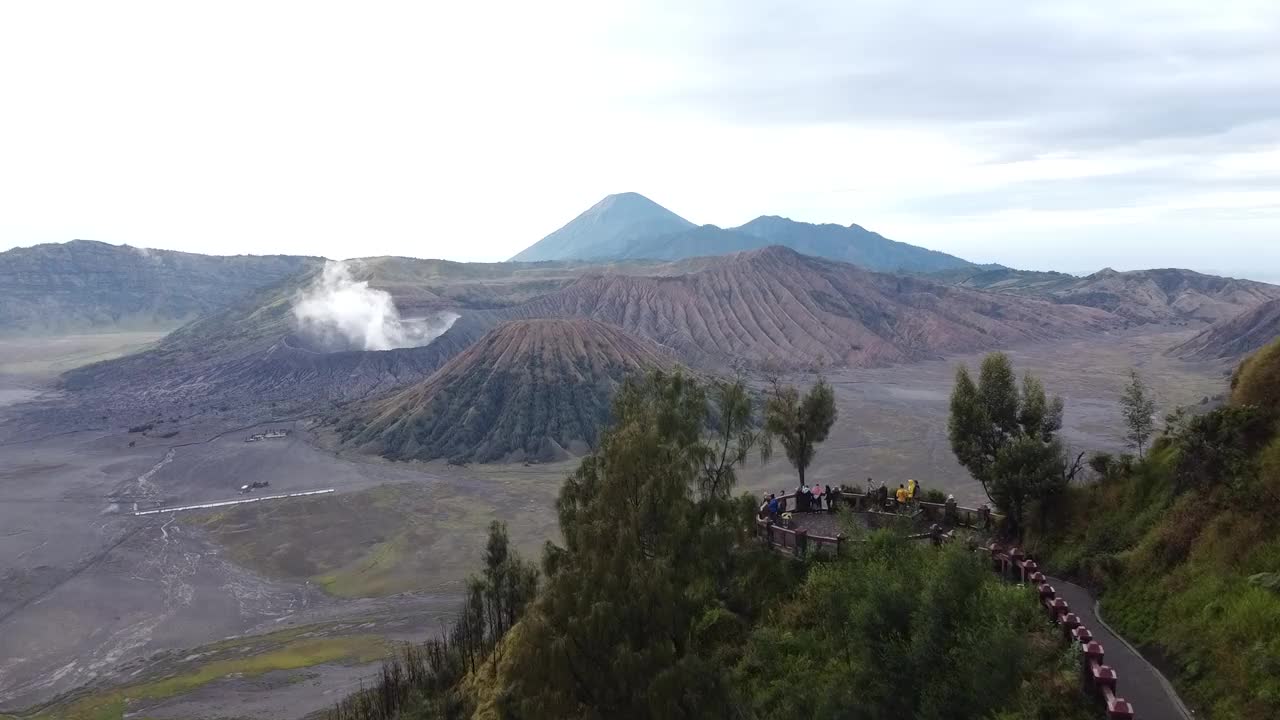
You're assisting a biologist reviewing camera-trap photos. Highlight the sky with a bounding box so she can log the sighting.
[2,1,1278,281]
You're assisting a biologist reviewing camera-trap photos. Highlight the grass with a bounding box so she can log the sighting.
[0,332,168,378]
[196,477,557,599]
[1029,433,1280,718]
[22,632,388,720]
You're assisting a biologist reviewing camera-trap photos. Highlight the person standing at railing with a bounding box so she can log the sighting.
[896,484,908,508]
[877,482,889,509]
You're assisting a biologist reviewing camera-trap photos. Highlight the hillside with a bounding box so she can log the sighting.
[511,193,976,273]
[54,246,1122,429]
[336,319,672,463]
[931,266,1280,323]
[0,240,318,335]
[1029,339,1280,718]
[57,265,495,427]
[508,246,1120,369]
[1169,298,1280,359]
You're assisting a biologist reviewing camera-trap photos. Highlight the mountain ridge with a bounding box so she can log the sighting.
[0,240,320,336]
[1169,299,1280,360]
[510,193,976,273]
[502,245,1120,369]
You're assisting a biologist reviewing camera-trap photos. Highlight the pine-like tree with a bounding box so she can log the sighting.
[1120,368,1157,457]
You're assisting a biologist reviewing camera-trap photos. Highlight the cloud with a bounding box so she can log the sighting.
[632,1,1280,152]
[291,261,459,352]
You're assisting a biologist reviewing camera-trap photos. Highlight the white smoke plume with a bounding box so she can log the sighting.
[292,261,460,351]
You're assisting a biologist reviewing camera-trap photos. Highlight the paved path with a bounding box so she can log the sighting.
[1048,577,1193,720]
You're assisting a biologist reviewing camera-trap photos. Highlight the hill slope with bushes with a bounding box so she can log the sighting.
[1029,337,1280,718]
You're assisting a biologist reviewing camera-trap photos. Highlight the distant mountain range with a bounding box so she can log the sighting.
[510,192,977,273]
[0,240,318,335]
[928,265,1280,323]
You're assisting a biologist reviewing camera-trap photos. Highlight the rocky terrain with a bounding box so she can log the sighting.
[0,240,318,335]
[509,246,1120,368]
[932,265,1280,323]
[1169,298,1280,360]
[511,192,976,272]
[336,318,674,463]
[43,246,1126,435]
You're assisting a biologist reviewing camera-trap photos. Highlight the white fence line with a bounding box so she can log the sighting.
[132,488,336,516]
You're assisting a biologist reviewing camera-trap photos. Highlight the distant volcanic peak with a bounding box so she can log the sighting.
[510,193,694,262]
[592,192,681,214]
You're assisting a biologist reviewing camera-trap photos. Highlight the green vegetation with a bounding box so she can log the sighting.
[763,375,838,490]
[331,369,1093,719]
[1029,338,1280,719]
[330,522,539,720]
[197,481,550,599]
[24,630,386,720]
[1120,369,1156,457]
[948,352,1081,536]
[736,534,1093,720]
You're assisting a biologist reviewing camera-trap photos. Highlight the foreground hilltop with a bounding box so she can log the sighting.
[336,318,673,463]
[511,192,976,273]
[0,240,318,335]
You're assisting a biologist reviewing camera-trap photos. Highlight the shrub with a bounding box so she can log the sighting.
[1088,451,1113,480]
[1232,338,1280,415]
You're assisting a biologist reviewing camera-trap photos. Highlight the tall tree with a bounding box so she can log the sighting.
[762,376,837,489]
[1120,368,1157,457]
[500,370,778,719]
[949,353,1074,535]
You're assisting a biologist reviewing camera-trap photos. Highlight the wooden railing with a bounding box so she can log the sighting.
[754,489,1002,559]
[987,542,1136,720]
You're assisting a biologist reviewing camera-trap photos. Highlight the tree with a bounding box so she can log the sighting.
[948,353,1074,535]
[1120,368,1156,457]
[500,370,783,719]
[762,376,837,489]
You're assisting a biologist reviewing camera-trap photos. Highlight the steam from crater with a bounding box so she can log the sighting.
[292,261,459,351]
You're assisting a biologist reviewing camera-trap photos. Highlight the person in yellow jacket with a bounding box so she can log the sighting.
[907,479,917,501]
[896,484,908,506]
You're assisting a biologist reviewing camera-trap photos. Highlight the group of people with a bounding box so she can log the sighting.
[866,477,923,511]
[757,477,997,531]
[761,483,839,524]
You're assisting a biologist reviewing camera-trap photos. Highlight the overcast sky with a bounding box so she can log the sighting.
[2,1,1278,280]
